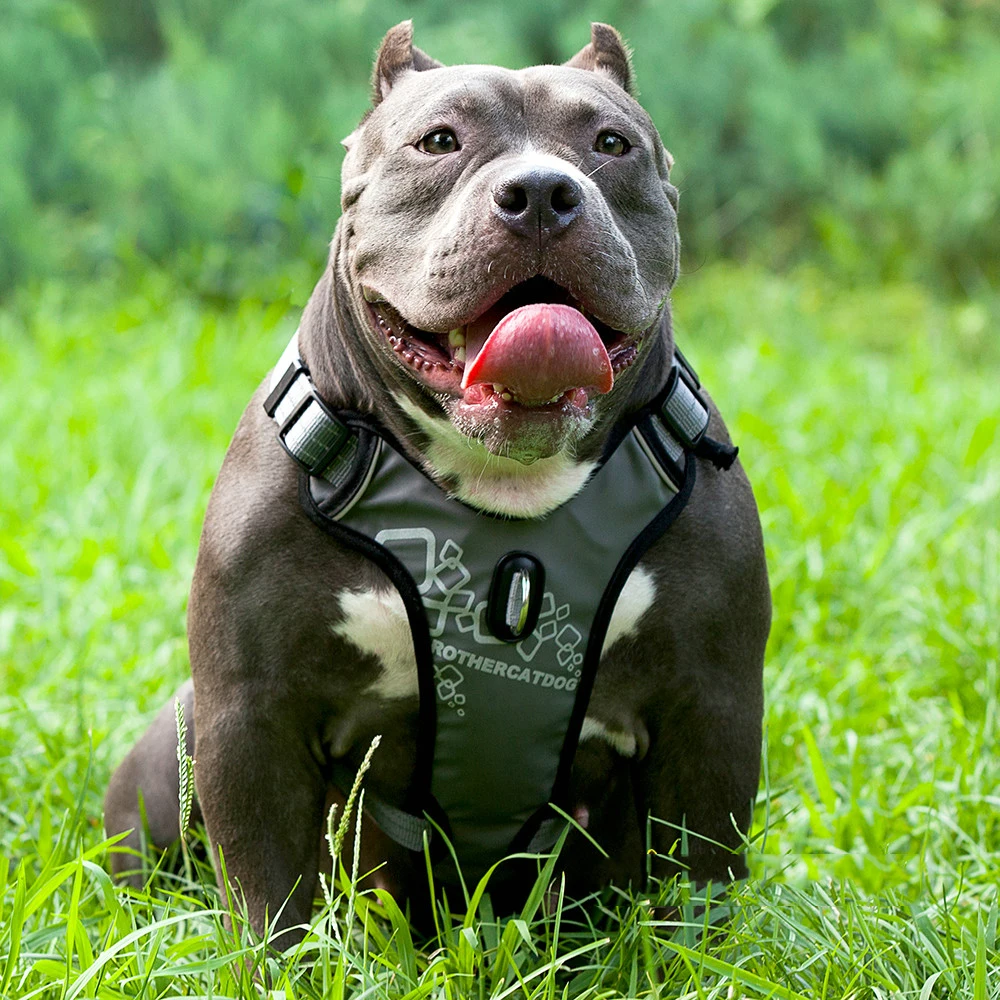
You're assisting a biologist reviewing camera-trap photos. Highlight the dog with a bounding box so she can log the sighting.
[105,21,770,943]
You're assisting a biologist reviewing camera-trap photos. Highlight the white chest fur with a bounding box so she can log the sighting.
[332,587,419,699]
[396,397,596,518]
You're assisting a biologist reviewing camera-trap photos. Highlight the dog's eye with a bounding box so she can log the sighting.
[594,131,631,156]
[418,129,460,155]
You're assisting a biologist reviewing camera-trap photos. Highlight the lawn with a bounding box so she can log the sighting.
[1,263,998,997]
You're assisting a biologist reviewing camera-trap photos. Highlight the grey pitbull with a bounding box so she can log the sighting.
[105,22,770,942]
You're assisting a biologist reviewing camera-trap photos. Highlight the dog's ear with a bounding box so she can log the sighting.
[372,20,443,105]
[564,23,634,96]
[662,147,678,209]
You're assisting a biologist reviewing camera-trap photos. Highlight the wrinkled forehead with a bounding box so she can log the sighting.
[365,63,656,142]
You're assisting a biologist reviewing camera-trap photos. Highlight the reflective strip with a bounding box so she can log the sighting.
[272,367,311,425]
[268,331,303,394]
[658,423,686,466]
[632,426,683,493]
[324,435,361,490]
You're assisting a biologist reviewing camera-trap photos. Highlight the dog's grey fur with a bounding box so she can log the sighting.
[105,22,770,943]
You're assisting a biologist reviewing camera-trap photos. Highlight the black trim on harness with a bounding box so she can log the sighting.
[509,443,698,852]
[298,471,448,844]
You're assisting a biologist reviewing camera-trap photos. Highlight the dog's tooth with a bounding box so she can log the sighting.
[362,286,381,303]
[492,383,505,394]
[453,346,466,364]
[501,391,512,402]
[448,328,466,347]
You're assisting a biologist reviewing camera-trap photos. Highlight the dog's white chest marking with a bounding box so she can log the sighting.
[601,565,656,655]
[581,567,657,759]
[333,587,419,699]
[396,397,596,518]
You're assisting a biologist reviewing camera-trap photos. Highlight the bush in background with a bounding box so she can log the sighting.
[1,0,997,304]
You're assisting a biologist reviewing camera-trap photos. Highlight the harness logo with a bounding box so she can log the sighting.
[375,527,584,713]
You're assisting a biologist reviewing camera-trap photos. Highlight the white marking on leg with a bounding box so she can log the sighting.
[333,587,418,699]
[601,565,656,656]
[580,716,638,758]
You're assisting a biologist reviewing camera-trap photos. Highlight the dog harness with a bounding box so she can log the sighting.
[264,333,737,879]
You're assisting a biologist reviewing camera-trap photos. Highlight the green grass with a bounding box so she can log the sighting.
[1,263,998,997]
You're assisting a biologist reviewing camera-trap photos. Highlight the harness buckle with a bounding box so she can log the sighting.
[659,360,710,449]
[264,361,352,477]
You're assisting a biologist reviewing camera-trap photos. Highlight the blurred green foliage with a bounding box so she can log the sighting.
[1,0,998,303]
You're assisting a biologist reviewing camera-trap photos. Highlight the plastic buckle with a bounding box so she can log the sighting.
[277,390,352,477]
[660,362,710,448]
[263,360,351,476]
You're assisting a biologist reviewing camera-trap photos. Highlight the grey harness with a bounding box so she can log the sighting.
[264,334,736,878]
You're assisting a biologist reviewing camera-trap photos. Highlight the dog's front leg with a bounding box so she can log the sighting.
[194,691,327,947]
[636,679,763,887]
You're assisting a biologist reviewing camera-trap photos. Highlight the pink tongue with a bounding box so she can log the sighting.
[461,303,613,403]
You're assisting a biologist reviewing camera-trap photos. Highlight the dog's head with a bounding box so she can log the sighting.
[329,22,679,513]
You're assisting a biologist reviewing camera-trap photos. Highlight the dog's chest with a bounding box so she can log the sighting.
[333,562,658,715]
[304,406,684,868]
[326,432,668,774]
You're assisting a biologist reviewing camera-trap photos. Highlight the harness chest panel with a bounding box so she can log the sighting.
[265,332,734,878]
[332,432,675,870]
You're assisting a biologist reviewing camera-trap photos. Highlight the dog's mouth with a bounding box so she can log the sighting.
[363,277,645,412]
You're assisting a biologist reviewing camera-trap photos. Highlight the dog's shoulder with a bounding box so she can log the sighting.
[641,399,771,644]
[190,383,382,613]
[195,383,302,574]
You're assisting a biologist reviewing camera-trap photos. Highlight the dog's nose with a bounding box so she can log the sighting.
[491,167,584,238]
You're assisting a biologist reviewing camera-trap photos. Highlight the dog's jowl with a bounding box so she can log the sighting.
[105,21,770,941]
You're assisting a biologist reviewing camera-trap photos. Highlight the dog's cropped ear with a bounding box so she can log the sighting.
[565,23,634,96]
[372,20,444,105]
